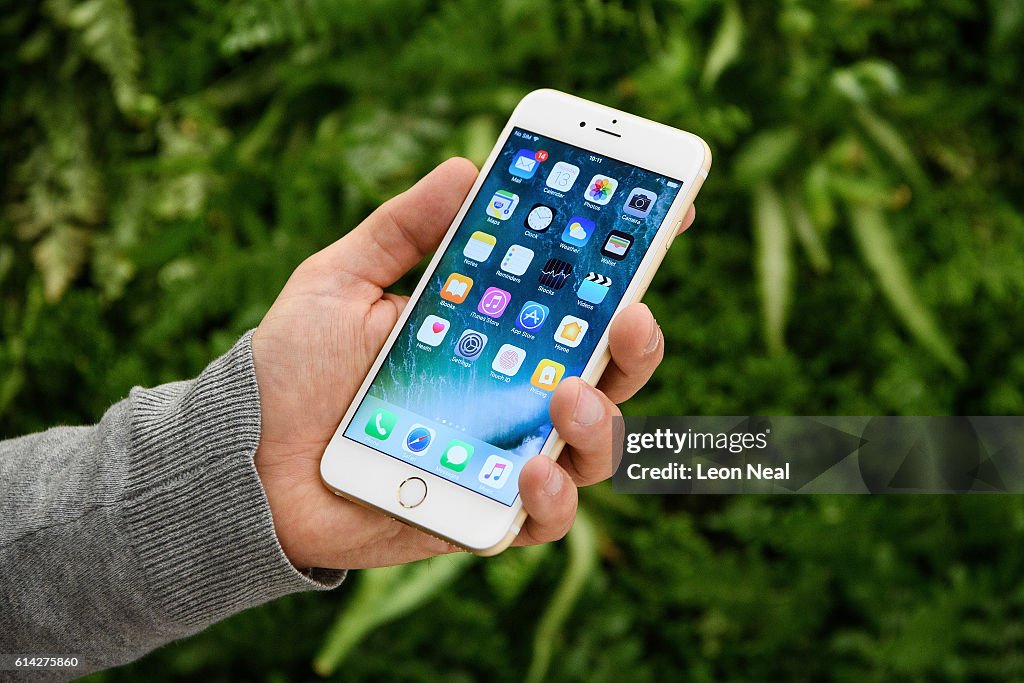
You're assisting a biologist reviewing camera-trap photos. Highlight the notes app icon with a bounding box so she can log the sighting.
[463,231,496,262]
[478,455,514,489]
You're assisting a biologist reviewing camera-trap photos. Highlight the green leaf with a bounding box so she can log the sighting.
[854,107,929,188]
[526,507,599,683]
[785,186,830,274]
[733,127,800,187]
[846,204,965,376]
[32,224,90,302]
[313,552,476,676]
[701,0,743,90]
[753,182,793,356]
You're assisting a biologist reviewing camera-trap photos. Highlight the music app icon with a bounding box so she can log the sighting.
[477,286,511,318]
[478,454,514,489]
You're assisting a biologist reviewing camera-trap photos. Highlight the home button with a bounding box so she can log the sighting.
[398,477,428,508]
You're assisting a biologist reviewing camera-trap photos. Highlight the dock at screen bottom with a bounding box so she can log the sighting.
[345,397,526,506]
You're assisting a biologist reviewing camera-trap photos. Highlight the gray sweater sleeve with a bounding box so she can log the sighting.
[0,331,345,677]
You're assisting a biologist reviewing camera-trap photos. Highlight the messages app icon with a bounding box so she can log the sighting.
[561,216,596,247]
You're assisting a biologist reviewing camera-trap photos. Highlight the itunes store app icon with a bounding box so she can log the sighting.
[491,344,526,377]
[477,286,511,318]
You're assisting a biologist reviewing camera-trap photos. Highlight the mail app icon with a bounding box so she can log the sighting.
[509,149,540,179]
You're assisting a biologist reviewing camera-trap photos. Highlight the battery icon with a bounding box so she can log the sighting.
[667,181,680,188]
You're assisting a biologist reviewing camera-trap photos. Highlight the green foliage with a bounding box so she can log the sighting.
[3,0,1024,680]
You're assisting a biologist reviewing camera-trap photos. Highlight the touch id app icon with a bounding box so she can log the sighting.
[491,344,527,376]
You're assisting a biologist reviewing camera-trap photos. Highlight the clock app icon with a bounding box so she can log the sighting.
[524,203,556,232]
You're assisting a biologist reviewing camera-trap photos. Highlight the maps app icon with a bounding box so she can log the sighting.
[486,190,519,221]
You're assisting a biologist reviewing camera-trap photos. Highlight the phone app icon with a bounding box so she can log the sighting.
[455,329,488,361]
[440,272,473,304]
[486,190,519,220]
[478,454,514,489]
[577,272,612,304]
[491,344,527,376]
[416,315,450,346]
[554,315,589,348]
[403,424,435,455]
[538,258,573,290]
[525,203,556,232]
[364,408,397,441]
[516,301,549,332]
[509,149,540,179]
[623,188,659,218]
[530,359,566,392]
[584,174,619,205]
[464,231,496,262]
[601,230,634,260]
[500,244,535,276]
[561,216,596,247]
[477,287,511,318]
[441,440,474,472]
[545,161,580,192]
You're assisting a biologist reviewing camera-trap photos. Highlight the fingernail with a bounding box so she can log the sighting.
[543,461,564,497]
[573,383,604,426]
[644,317,662,355]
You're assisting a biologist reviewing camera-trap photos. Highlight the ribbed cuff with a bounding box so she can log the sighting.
[122,330,344,631]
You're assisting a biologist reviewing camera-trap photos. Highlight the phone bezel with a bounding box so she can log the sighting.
[320,89,711,553]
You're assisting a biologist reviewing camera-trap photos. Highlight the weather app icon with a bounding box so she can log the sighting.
[515,301,550,332]
[561,216,596,247]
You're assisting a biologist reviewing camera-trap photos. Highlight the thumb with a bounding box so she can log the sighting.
[319,157,478,289]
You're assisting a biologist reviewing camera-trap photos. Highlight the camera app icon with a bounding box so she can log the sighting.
[623,188,659,218]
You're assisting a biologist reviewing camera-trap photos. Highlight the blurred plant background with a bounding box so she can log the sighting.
[3,0,1024,680]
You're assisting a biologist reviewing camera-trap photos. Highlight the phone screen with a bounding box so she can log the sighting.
[343,127,683,505]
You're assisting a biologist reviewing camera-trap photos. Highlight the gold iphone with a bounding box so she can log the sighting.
[320,89,711,554]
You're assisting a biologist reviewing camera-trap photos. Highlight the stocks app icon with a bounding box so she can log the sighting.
[538,258,573,290]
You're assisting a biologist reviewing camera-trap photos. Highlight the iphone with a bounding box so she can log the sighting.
[320,89,711,554]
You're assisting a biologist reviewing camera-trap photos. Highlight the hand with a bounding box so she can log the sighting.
[252,158,696,570]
